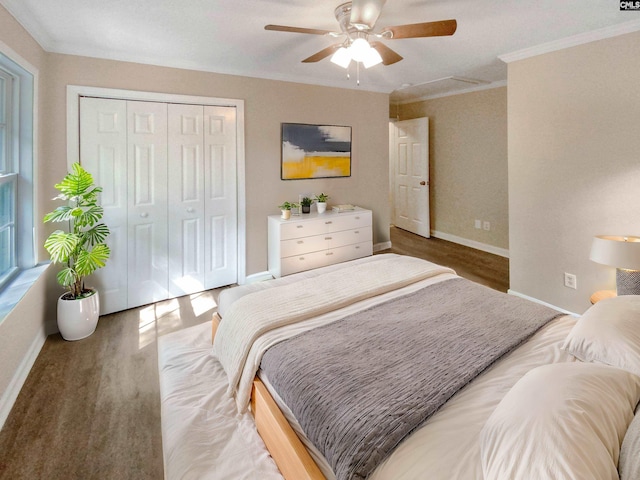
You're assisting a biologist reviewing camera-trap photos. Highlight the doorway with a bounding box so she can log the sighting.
[389,117,430,238]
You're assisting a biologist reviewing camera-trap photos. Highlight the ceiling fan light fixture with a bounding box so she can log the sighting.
[348,37,371,62]
[362,46,383,68]
[330,46,352,68]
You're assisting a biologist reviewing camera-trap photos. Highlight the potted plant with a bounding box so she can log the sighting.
[314,193,329,214]
[278,201,294,220]
[44,162,111,341]
[300,196,313,214]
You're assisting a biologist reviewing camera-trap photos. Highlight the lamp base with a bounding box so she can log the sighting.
[616,268,640,295]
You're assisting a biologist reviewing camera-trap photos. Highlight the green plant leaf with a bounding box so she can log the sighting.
[44,231,79,263]
[56,267,78,288]
[76,205,104,228]
[75,244,110,276]
[54,163,94,197]
[83,223,110,246]
[43,206,74,223]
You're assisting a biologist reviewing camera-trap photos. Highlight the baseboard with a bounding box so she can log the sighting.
[244,271,273,284]
[0,327,47,431]
[431,230,509,258]
[374,241,392,252]
[508,289,579,317]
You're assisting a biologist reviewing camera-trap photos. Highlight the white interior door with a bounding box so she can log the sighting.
[392,118,430,238]
[204,105,237,289]
[126,101,169,308]
[168,104,205,296]
[80,97,129,314]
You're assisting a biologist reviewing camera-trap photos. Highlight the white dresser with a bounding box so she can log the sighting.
[268,207,373,278]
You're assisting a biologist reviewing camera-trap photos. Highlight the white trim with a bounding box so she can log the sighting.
[392,80,507,106]
[0,323,47,431]
[66,85,246,284]
[374,241,392,252]
[507,289,579,317]
[499,19,640,64]
[431,230,510,258]
[244,271,273,284]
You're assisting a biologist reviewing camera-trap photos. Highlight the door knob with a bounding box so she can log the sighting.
[140,212,148,218]
[187,207,195,213]
[420,181,426,186]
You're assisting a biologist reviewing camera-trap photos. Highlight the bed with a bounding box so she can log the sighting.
[211,254,640,480]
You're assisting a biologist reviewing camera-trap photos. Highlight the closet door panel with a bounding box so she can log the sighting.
[127,101,169,308]
[204,106,237,288]
[80,97,128,315]
[168,104,205,297]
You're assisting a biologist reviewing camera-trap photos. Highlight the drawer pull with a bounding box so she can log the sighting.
[355,246,360,249]
[325,221,333,224]
[296,225,304,229]
[354,230,359,234]
[326,252,334,256]
[299,257,305,261]
[297,240,304,244]
[355,216,360,220]
[325,237,332,240]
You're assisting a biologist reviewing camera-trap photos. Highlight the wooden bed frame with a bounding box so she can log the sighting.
[211,313,325,480]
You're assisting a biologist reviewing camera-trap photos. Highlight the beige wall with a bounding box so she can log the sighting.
[0,4,390,423]
[397,87,508,251]
[508,31,640,314]
[0,5,59,426]
[46,55,390,276]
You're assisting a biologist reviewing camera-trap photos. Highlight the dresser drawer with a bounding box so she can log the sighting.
[322,211,371,233]
[280,249,334,276]
[280,220,326,240]
[331,241,374,264]
[327,227,373,248]
[280,234,328,257]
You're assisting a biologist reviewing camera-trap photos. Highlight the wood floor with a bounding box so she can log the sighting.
[0,229,508,479]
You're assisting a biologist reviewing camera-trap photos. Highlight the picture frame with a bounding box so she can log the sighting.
[281,123,352,180]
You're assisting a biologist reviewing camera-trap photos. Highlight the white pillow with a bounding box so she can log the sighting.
[562,295,640,376]
[481,363,640,480]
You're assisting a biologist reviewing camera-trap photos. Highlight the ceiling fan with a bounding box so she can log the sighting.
[265,0,457,69]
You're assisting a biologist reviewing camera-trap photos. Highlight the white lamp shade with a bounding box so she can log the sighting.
[362,46,383,68]
[349,38,371,62]
[330,47,351,68]
[590,235,640,270]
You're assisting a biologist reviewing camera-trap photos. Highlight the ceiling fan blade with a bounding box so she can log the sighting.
[370,42,403,65]
[302,44,342,63]
[382,19,457,39]
[350,0,387,30]
[265,24,333,36]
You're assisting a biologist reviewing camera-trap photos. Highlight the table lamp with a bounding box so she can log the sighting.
[590,235,640,295]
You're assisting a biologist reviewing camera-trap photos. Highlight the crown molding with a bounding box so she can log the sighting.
[499,19,640,63]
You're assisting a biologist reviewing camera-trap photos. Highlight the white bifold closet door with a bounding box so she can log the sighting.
[79,97,237,315]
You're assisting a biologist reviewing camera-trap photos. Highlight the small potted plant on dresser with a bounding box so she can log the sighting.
[300,196,313,214]
[314,193,329,214]
[278,201,296,220]
[43,162,111,341]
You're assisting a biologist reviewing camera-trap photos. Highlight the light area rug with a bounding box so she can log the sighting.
[158,320,283,480]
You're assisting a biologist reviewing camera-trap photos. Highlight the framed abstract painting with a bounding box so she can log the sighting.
[281,123,352,180]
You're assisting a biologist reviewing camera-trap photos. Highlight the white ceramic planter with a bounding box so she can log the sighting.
[317,202,327,214]
[57,290,100,341]
[281,209,291,220]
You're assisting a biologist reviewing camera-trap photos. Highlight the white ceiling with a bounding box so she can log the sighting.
[2,0,639,102]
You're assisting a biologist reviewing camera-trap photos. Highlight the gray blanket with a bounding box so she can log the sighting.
[260,277,563,480]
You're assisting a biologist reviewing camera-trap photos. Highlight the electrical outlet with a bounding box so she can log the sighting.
[483,221,490,231]
[564,273,577,289]
[474,219,482,229]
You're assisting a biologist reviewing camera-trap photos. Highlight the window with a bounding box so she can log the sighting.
[0,51,35,293]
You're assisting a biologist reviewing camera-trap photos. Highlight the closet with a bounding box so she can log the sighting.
[79,97,237,315]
